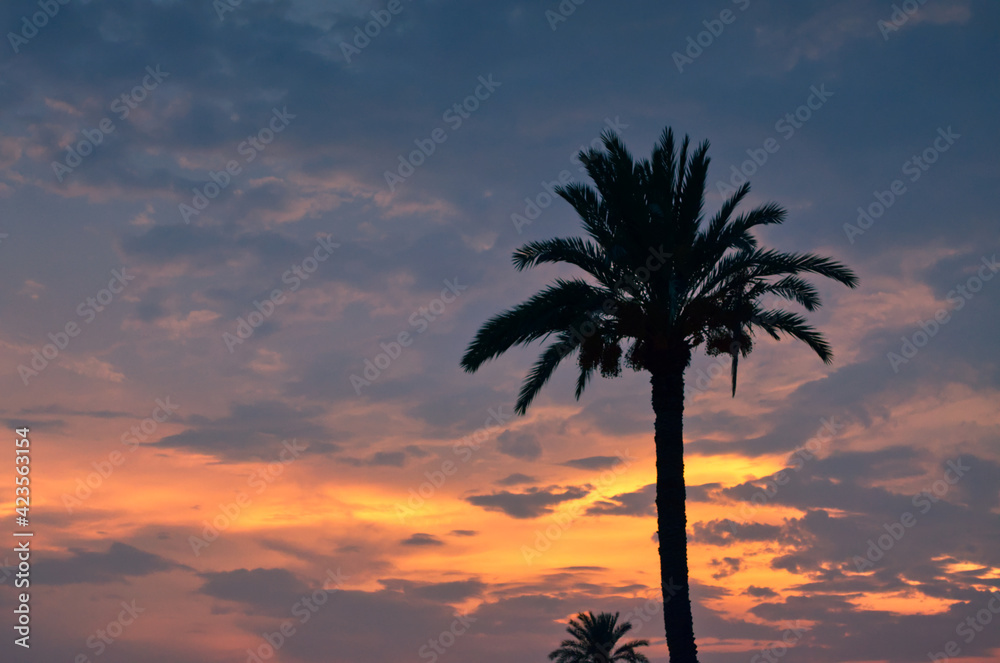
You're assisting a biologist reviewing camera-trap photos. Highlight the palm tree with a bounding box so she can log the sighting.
[549,611,650,663]
[461,126,858,662]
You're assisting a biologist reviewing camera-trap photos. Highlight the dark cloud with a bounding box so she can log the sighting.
[120,224,230,263]
[156,400,338,461]
[496,430,542,460]
[187,564,488,663]
[686,483,722,502]
[710,557,742,580]
[466,486,589,519]
[496,473,537,486]
[16,404,131,419]
[561,455,626,471]
[1,417,65,431]
[337,445,430,467]
[400,533,444,547]
[35,542,185,585]
[691,519,791,546]
[379,578,486,603]
[404,444,430,458]
[338,451,407,467]
[569,395,654,437]
[744,589,1000,663]
[198,567,311,615]
[744,586,778,598]
[586,484,655,517]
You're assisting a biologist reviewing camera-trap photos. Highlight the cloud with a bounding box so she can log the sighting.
[466,486,589,519]
[156,399,338,461]
[496,430,542,460]
[17,404,131,419]
[35,542,185,585]
[400,533,444,546]
[585,484,655,517]
[686,482,722,502]
[260,586,484,663]
[569,396,653,437]
[710,556,742,580]
[63,356,125,382]
[744,585,779,598]
[495,473,537,486]
[339,451,407,467]
[691,519,790,546]
[338,445,430,467]
[198,567,311,615]
[379,578,486,603]
[560,456,625,471]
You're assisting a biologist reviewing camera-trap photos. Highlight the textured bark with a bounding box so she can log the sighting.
[651,362,698,663]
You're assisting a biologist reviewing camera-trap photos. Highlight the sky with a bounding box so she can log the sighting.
[0,0,998,661]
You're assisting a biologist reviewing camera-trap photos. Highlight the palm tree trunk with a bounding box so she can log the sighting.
[651,366,698,663]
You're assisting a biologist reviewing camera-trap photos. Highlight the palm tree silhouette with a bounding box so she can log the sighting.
[548,611,650,663]
[461,127,858,662]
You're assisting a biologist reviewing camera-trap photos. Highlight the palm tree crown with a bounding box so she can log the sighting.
[549,611,650,663]
[461,127,858,411]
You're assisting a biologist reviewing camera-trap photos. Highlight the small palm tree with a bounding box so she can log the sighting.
[461,127,858,662]
[549,611,650,663]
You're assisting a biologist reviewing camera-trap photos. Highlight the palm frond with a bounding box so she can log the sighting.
[555,182,610,245]
[515,332,579,415]
[748,248,860,287]
[751,275,822,311]
[751,308,834,363]
[460,279,608,372]
[512,237,615,286]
